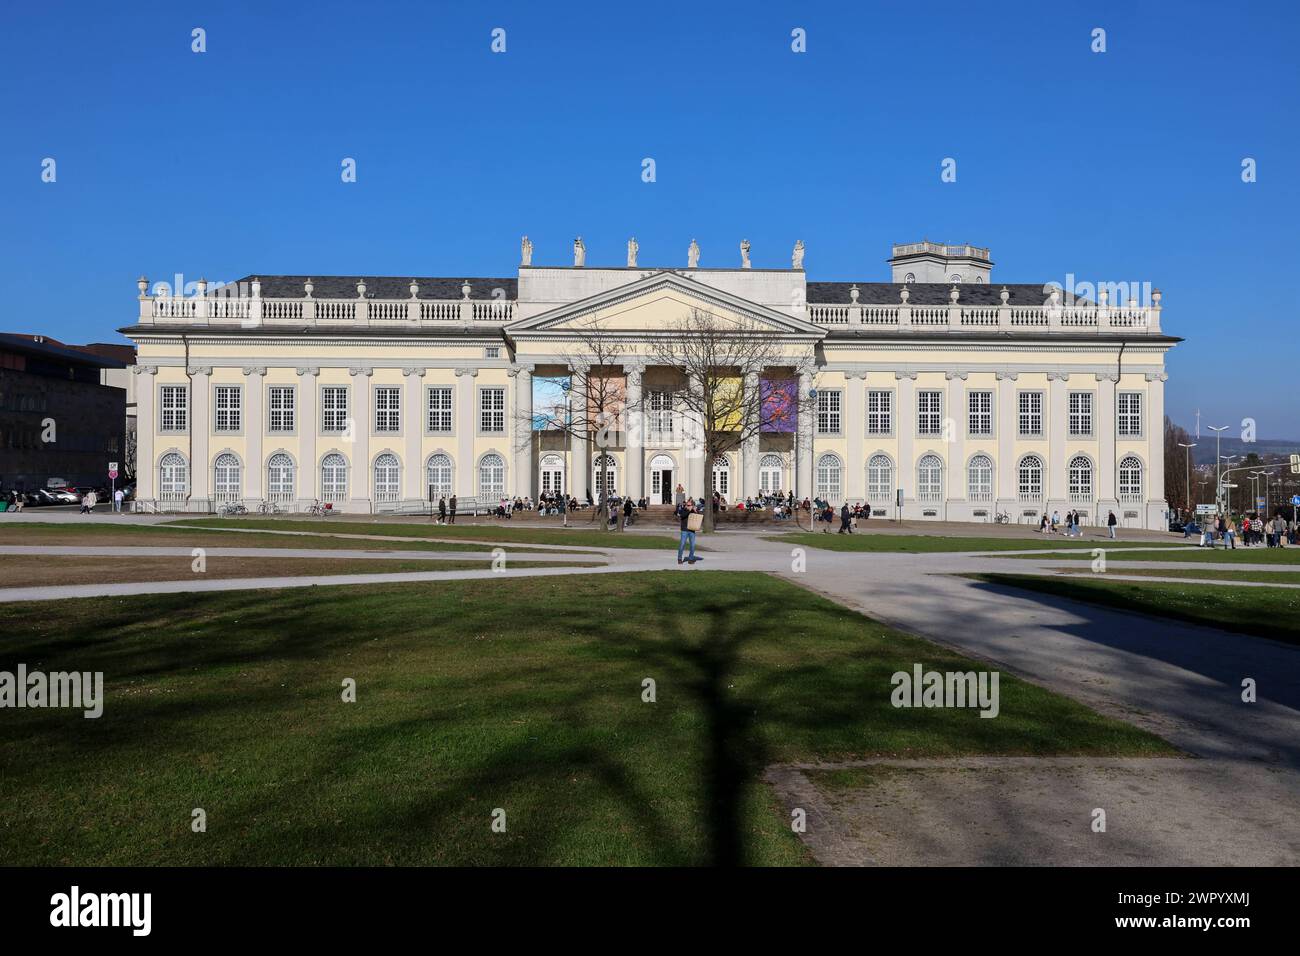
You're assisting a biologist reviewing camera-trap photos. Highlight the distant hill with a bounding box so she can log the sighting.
[1189,436,1298,466]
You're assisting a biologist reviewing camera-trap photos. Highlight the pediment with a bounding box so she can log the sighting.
[506,271,825,339]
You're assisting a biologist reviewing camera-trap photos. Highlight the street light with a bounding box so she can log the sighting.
[1207,424,1230,514]
[806,387,817,531]
[1177,442,1197,518]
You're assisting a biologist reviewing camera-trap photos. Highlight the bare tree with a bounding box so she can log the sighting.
[645,307,817,533]
[516,318,631,531]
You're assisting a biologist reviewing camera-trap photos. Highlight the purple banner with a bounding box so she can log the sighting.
[760,378,797,432]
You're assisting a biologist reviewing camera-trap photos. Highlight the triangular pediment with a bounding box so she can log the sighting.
[506,271,826,339]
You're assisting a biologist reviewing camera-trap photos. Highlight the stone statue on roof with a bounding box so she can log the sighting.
[687,239,700,268]
[792,240,805,270]
[740,238,751,269]
[520,236,533,267]
[627,237,638,268]
[573,236,586,267]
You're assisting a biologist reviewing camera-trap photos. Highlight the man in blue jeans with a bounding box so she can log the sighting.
[677,498,701,565]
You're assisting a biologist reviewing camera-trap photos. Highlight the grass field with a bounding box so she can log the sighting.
[999,545,1300,564]
[0,572,1173,866]
[166,517,678,550]
[0,522,590,554]
[970,573,1300,645]
[1047,567,1300,585]
[766,532,1182,554]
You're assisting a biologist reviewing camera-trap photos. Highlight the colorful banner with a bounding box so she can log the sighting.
[532,375,570,430]
[760,377,797,432]
[587,373,627,433]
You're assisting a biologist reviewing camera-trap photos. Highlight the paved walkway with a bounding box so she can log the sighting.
[2,520,1298,865]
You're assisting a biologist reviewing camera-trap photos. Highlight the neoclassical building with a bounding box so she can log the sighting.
[124,239,1177,527]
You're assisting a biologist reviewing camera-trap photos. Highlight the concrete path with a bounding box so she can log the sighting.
[0,544,593,562]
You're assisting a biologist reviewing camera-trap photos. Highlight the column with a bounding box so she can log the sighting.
[572,389,590,502]
[133,366,157,500]
[895,371,916,509]
[244,367,264,501]
[296,367,318,506]
[189,366,211,503]
[946,371,965,503]
[996,372,1017,503]
[1047,373,1067,506]
[403,367,425,503]
[625,365,644,502]
[455,367,477,498]
[1096,372,1117,506]
[511,364,534,499]
[1147,371,1168,523]
[796,371,813,497]
[845,371,865,501]
[349,367,372,510]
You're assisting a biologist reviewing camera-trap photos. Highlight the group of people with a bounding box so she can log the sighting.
[1034,509,1110,538]
[1191,513,1294,549]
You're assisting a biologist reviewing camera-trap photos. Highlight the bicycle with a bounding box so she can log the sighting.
[993,510,1010,524]
[218,502,248,517]
[307,499,333,517]
[258,500,284,515]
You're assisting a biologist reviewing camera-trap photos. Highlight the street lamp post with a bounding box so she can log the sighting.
[1207,425,1230,514]
[807,388,817,531]
[1219,454,1239,514]
[1177,442,1197,519]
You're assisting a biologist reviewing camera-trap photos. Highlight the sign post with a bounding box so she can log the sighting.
[108,462,118,512]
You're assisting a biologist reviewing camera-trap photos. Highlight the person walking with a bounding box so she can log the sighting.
[838,501,853,534]
[674,483,685,509]
[80,491,93,515]
[448,494,457,524]
[676,498,700,565]
[113,487,124,514]
[1107,510,1117,540]
[622,496,634,530]
[437,496,447,525]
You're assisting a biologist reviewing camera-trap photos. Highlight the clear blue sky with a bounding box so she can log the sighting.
[2,0,1296,435]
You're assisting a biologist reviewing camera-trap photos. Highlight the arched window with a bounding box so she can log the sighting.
[159,452,188,502]
[213,453,241,504]
[321,453,348,504]
[479,453,506,499]
[917,454,944,502]
[903,272,916,284]
[268,453,295,504]
[1118,456,1143,502]
[759,453,783,495]
[373,453,400,503]
[1018,455,1044,501]
[711,457,730,497]
[426,453,453,499]
[539,454,564,496]
[1068,455,1094,502]
[949,274,963,283]
[592,454,617,497]
[815,453,842,501]
[867,454,894,502]
[650,454,674,501]
[967,454,993,501]
[974,276,984,284]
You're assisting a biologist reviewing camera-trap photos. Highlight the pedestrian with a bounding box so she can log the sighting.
[80,491,92,514]
[676,498,700,565]
[113,487,124,513]
[675,483,685,509]
[448,494,457,524]
[838,501,853,534]
[438,496,447,525]
[622,496,634,529]
[1107,510,1117,540]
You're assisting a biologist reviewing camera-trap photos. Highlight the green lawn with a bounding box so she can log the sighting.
[1052,567,1300,585]
[999,545,1300,564]
[0,572,1172,866]
[766,532,1182,554]
[970,573,1300,645]
[0,522,589,554]
[166,517,677,550]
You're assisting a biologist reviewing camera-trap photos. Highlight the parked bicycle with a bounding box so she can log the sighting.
[307,499,333,517]
[218,502,248,517]
[258,500,284,515]
[993,509,1010,524]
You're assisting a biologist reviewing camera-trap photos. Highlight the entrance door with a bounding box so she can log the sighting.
[539,454,564,497]
[650,455,674,504]
[659,470,673,504]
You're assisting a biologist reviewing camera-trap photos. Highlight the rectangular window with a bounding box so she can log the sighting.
[1118,392,1143,437]
[374,387,401,433]
[268,386,295,432]
[1018,391,1044,437]
[967,390,992,436]
[479,387,505,433]
[214,385,242,432]
[484,346,500,359]
[321,386,349,433]
[648,389,674,440]
[866,390,893,435]
[426,386,453,433]
[1068,391,1093,437]
[917,390,943,436]
[160,385,187,431]
[816,389,841,435]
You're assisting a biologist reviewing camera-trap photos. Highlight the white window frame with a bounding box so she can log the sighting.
[917,391,943,437]
[867,454,893,502]
[1118,455,1143,502]
[967,390,993,437]
[479,453,506,499]
[759,454,783,495]
[374,386,401,434]
[1117,392,1143,437]
[159,385,188,432]
[479,387,506,435]
[1068,391,1094,438]
[321,386,349,434]
[815,453,842,501]
[426,453,453,499]
[917,454,944,502]
[426,386,453,434]
[267,453,295,504]
[967,454,993,501]
[213,453,242,503]
[1068,455,1094,502]
[648,389,675,441]
[866,389,893,436]
[320,453,348,503]
[1017,391,1044,438]
[268,386,296,433]
[816,390,842,435]
[373,453,401,502]
[1018,455,1045,501]
[213,385,242,433]
[159,452,188,500]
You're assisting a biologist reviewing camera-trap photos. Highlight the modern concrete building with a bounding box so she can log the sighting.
[120,239,1178,527]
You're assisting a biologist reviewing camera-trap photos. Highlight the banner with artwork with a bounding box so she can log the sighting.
[760,377,797,432]
[531,376,570,430]
[708,376,744,431]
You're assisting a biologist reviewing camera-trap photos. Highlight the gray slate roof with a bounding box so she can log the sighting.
[807,282,1060,306]
[235,275,518,301]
